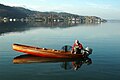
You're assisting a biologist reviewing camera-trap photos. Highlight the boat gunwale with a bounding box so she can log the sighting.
[13,44,66,54]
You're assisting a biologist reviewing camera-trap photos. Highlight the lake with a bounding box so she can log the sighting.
[0,21,120,80]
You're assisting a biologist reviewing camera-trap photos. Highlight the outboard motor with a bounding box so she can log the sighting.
[81,47,93,56]
[85,47,92,54]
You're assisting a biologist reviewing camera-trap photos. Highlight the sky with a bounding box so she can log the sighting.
[0,0,120,20]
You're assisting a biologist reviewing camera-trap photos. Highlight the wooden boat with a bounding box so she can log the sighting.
[13,54,84,64]
[12,44,91,58]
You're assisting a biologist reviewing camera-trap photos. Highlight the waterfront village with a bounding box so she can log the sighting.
[0,14,106,24]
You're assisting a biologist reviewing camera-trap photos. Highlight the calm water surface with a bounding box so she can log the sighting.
[0,22,120,80]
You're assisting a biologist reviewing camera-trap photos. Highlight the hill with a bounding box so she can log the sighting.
[0,3,107,23]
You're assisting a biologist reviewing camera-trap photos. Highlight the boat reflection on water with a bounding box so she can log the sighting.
[61,57,92,70]
[13,54,92,71]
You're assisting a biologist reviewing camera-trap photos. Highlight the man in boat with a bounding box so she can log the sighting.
[71,40,83,54]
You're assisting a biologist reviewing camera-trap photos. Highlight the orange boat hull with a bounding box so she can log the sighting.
[12,44,84,58]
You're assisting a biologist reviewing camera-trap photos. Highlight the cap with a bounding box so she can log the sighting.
[75,40,79,43]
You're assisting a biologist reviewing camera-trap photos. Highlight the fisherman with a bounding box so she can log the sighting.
[71,40,83,54]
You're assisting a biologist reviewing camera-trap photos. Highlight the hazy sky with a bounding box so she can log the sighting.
[1,0,120,19]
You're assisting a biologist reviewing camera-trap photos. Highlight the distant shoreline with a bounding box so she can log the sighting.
[0,3,107,23]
